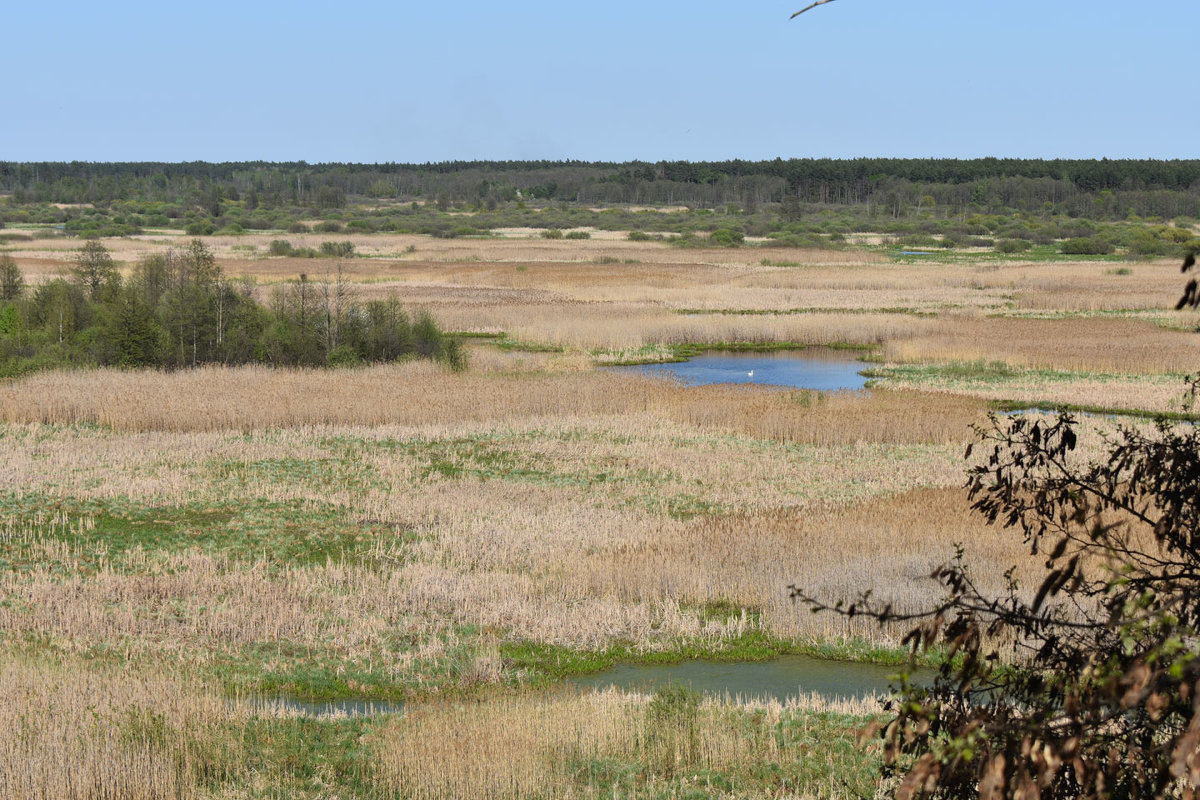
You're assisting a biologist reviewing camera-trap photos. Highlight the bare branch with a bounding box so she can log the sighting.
[791,0,837,19]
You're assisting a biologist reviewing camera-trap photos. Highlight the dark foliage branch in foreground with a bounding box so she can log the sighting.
[792,250,1200,798]
[793,383,1200,798]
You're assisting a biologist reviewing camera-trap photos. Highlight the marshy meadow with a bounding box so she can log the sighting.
[2,203,1197,798]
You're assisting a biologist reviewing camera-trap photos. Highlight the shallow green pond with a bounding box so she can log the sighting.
[568,654,928,701]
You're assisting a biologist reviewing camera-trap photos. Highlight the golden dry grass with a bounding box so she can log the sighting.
[0,653,272,800]
[2,228,1188,796]
[0,360,984,443]
[371,688,880,800]
[873,369,1195,415]
[883,315,1200,374]
[0,393,1110,662]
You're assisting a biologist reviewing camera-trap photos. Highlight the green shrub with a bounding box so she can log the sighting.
[708,228,745,247]
[269,240,294,256]
[540,228,564,239]
[314,221,343,233]
[287,222,310,233]
[184,220,216,236]
[627,230,652,241]
[564,230,591,240]
[326,344,362,367]
[996,238,1031,253]
[1060,236,1114,255]
[319,241,355,258]
[902,234,939,249]
[1127,231,1171,257]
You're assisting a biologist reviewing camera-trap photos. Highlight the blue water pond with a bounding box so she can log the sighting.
[618,350,868,391]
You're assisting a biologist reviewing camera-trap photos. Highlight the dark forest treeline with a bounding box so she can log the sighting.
[0,241,463,377]
[3,159,1200,221]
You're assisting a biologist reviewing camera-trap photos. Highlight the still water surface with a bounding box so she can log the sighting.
[258,655,928,716]
[569,654,926,702]
[619,350,868,391]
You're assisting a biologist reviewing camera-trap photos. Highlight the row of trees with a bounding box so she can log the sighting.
[0,241,463,376]
[3,159,1199,220]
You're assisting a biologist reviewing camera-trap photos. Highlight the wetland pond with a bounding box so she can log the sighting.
[617,350,869,391]
[263,656,928,717]
[569,654,927,702]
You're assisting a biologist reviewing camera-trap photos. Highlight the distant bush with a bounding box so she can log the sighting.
[319,241,355,258]
[1126,231,1171,257]
[667,233,704,248]
[287,222,310,233]
[996,238,1031,253]
[185,220,216,236]
[627,230,652,241]
[1156,225,1194,244]
[540,228,564,239]
[267,240,318,258]
[431,226,485,239]
[314,221,343,233]
[565,230,591,240]
[902,234,940,249]
[708,228,744,247]
[1060,236,1114,255]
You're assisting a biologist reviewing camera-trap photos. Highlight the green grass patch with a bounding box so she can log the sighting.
[500,633,936,684]
[0,493,412,570]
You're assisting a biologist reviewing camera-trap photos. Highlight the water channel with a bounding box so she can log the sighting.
[617,349,869,391]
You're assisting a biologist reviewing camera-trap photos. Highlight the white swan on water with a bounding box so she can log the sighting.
[747,370,754,378]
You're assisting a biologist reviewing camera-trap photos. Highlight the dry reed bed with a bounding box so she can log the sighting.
[883,315,1200,374]
[7,232,880,281]
[0,363,1114,657]
[0,404,1113,656]
[0,361,981,440]
[559,284,1008,312]
[0,653,275,800]
[0,645,880,800]
[873,369,1194,415]
[371,688,881,800]
[461,307,937,349]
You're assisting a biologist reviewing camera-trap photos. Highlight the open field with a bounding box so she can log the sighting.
[1,224,1193,796]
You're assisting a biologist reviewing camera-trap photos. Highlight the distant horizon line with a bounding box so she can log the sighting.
[4,156,1199,167]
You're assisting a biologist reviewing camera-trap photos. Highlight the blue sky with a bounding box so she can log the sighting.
[5,0,1196,162]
